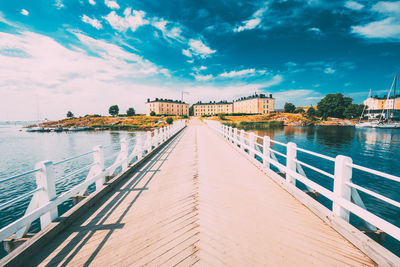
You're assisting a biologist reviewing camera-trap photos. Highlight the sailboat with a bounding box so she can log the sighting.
[374,74,400,128]
[355,89,379,128]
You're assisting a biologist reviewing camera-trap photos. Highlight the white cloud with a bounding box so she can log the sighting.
[81,15,102,29]
[352,18,400,40]
[0,31,172,120]
[307,27,322,34]
[193,74,213,81]
[104,8,148,32]
[220,69,255,78]
[344,1,364,10]
[372,1,400,14]
[54,0,64,9]
[105,0,120,9]
[324,67,336,74]
[182,49,192,57]
[20,9,29,16]
[151,18,185,43]
[89,0,96,5]
[185,39,216,58]
[199,66,207,70]
[234,3,268,32]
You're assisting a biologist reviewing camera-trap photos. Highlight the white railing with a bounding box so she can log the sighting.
[205,120,400,243]
[0,120,186,242]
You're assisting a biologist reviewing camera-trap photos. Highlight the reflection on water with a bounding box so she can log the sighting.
[251,126,400,256]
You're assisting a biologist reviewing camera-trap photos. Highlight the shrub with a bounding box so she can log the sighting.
[218,113,226,120]
[126,107,135,116]
[284,103,296,113]
[109,105,119,116]
[166,117,173,124]
[150,111,156,116]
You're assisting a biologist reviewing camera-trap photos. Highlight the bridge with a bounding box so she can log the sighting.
[0,118,400,266]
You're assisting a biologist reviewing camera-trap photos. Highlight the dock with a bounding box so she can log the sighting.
[1,118,400,266]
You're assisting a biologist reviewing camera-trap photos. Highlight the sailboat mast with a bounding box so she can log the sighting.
[379,75,396,123]
[393,74,397,120]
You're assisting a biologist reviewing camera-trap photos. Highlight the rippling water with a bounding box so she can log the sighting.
[0,125,399,257]
[0,125,145,258]
[250,126,400,256]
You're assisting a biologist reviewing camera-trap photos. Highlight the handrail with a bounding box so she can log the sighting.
[204,119,400,246]
[0,119,187,243]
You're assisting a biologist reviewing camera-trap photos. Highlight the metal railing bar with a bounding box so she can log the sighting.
[296,147,335,162]
[348,163,400,183]
[346,182,400,209]
[0,168,41,184]
[53,150,95,166]
[268,147,286,158]
[0,187,42,211]
[294,159,335,179]
[55,163,96,182]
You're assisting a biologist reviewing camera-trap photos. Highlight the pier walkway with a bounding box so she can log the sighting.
[26,118,375,266]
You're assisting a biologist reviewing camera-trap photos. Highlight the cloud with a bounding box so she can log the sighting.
[88,0,96,5]
[307,27,322,34]
[0,30,173,120]
[199,66,207,70]
[372,1,400,14]
[193,74,213,81]
[324,67,336,74]
[351,18,400,40]
[20,9,29,16]
[105,0,120,9]
[54,0,64,9]
[344,1,364,10]
[104,8,148,32]
[81,15,102,29]
[151,18,185,43]
[220,68,255,78]
[185,39,216,58]
[234,3,268,32]
[273,89,322,108]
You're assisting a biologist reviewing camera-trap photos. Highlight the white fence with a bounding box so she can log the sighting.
[0,120,186,243]
[205,120,400,243]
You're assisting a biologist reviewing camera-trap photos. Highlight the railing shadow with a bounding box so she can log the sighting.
[31,130,185,266]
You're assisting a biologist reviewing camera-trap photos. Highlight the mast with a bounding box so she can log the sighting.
[392,74,397,120]
[359,88,371,123]
[379,75,396,123]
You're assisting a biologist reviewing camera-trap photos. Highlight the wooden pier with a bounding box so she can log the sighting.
[5,118,378,266]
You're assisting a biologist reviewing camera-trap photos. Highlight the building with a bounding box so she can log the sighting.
[233,93,275,114]
[363,95,400,119]
[146,98,189,116]
[193,101,233,116]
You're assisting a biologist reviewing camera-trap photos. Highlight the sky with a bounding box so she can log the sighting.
[0,0,400,121]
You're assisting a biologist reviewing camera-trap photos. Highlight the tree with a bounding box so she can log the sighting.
[66,111,74,118]
[317,93,352,119]
[109,105,119,116]
[166,117,173,124]
[218,113,226,120]
[343,104,365,119]
[126,107,135,116]
[150,111,156,116]
[294,108,304,114]
[189,106,194,116]
[284,102,296,113]
[307,107,316,117]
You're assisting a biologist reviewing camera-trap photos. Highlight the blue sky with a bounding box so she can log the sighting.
[0,0,400,120]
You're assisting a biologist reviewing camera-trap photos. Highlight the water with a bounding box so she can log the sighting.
[249,126,400,256]
[0,125,145,258]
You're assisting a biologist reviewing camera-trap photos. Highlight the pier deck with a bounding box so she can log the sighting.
[29,118,375,266]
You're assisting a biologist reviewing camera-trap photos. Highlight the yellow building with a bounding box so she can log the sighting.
[233,94,275,114]
[146,98,189,116]
[363,96,400,119]
[193,101,233,116]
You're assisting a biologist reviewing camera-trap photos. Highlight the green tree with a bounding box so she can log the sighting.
[166,117,173,124]
[218,113,226,120]
[189,106,194,116]
[126,107,135,116]
[307,107,316,117]
[284,102,296,113]
[109,105,119,116]
[150,111,156,116]
[66,111,74,118]
[343,104,366,119]
[294,108,304,114]
[317,93,352,119]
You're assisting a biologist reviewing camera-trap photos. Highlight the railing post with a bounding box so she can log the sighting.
[146,131,151,153]
[120,136,128,171]
[240,130,245,151]
[233,128,238,146]
[333,155,352,222]
[286,142,297,185]
[93,145,105,191]
[249,132,255,159]
[263,136,271,170]
[35,160,57,229]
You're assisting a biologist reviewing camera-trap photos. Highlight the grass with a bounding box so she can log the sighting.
[223,120,284,130]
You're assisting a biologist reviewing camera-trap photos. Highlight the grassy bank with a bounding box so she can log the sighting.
[37,115,183,130]
[223,121,284,130]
